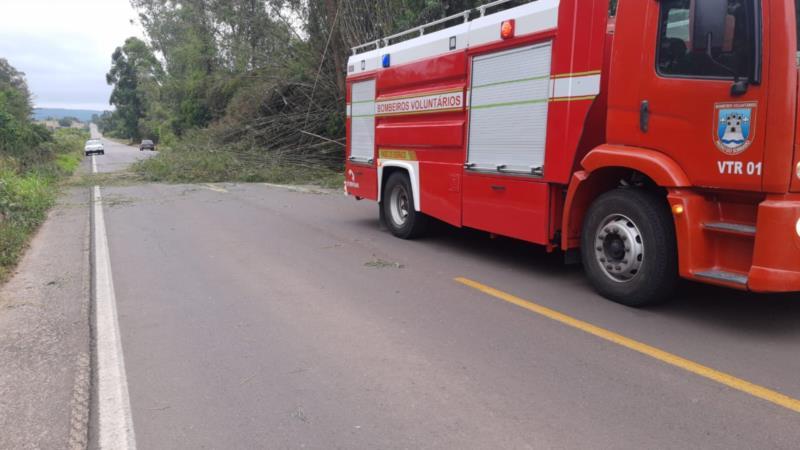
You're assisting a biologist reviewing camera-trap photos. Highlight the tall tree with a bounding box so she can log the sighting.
[0,58,51,164]
[106,37,163,140]
[0,58,33,121]
[132,0,296,134]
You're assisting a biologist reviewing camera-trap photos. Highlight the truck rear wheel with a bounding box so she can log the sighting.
[382,172,427,239]
[581,189,677,307]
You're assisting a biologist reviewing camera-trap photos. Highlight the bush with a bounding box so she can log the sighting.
[0,127,86,280]
[0,59,88,279]
[52,128,88,153]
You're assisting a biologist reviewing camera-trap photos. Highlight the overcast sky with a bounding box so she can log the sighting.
[0,0,144,111]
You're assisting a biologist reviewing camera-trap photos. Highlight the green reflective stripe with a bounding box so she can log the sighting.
[470,98,548,110]
[351,100,375,104]
[471,74,550,90]
[351,114,375,118]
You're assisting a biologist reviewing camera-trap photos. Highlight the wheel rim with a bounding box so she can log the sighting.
[593,213,644,283]
[389,184,410,227]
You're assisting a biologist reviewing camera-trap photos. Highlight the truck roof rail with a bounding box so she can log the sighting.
[350,0,534,55]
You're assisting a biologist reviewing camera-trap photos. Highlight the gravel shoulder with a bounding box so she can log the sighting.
[0,187,91,449]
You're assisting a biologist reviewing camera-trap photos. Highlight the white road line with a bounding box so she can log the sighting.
[92,155,97,174]
[93,186,137,449]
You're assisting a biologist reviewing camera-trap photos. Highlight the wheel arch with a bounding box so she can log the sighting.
[581,144,691,186]
[561,145,689,250]
[379,161,421,211]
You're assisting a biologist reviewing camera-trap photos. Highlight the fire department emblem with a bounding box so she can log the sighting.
[714,102,757,155]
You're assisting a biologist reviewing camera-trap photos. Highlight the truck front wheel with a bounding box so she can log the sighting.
[382,172,427,239]
[581,189,677,307]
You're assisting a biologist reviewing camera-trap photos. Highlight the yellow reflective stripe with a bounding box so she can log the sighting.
[379,149,418,161]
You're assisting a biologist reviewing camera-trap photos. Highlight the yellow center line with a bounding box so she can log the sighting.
[204,183,228,193]
[454,277,800,414]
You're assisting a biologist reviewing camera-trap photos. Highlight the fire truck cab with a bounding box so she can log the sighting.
[344,0,800,306]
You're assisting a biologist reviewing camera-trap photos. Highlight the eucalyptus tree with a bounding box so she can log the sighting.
[106,37,164,140]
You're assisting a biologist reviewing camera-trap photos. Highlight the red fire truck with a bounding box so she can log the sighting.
[344,0,800,306]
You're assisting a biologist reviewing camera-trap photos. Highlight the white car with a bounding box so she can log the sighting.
[84,139,104,156]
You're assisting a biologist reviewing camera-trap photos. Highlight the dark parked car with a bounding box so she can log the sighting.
[140,139,155,151]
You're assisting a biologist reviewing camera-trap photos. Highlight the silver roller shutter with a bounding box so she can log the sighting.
[350,79,376,162]
[467,42,552,174]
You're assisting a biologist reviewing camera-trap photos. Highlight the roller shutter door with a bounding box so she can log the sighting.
[350,79,376,162]
[467,42,552,174]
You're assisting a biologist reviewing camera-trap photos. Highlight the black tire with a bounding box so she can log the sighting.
[382,172,428,239]
[580,189,677,307]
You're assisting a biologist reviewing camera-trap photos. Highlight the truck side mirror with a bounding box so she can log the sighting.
[692,0,728,52]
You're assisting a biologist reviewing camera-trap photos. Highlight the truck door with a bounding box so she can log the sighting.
[630,0,767,192]
[345,78,378,200]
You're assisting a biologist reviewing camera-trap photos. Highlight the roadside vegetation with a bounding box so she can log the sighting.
[133,132,343,188]
[97,1,551,184]
[101,0,617,186]
[0,58,87,280]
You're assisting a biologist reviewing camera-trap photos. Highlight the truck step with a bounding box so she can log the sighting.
[695,270,749,286]
[702,222,757,237]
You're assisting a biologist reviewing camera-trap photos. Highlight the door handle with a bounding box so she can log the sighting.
[640,100,650,133]
[490,185,506,191]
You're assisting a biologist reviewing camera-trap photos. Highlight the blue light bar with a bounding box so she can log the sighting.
[382,54,391,68]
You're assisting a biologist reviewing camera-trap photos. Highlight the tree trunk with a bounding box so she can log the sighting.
[323,0,346,99]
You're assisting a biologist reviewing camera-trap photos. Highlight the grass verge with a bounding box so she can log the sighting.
[0,128,87,281]
[0,171,56,279]
[55,152,82,174]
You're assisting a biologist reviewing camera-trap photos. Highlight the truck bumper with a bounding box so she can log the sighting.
[749,194,800,292]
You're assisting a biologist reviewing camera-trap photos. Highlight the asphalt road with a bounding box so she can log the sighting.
[89,124,156,172]
[84,141,800,448]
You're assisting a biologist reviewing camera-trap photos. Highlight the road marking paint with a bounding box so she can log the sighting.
[93,186,137,449]
[203,183,228,193]
[92,155,97,174]
[455,277,800,414]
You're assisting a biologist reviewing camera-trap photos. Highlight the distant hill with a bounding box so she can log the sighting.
[32,108,107,123]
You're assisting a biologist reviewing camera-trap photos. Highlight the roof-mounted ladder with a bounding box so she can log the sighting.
[350,0,537,55]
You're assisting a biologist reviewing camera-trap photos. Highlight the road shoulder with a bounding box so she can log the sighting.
[0,187,91,449]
